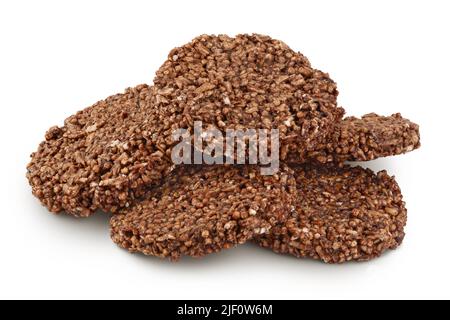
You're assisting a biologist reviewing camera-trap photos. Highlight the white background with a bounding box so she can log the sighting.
[0,0,449,300]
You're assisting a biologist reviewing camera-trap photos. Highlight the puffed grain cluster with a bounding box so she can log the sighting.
[110,165,297,260]
[26,32,420,268]
[296,113,420,164]
[153,34,343,161]
[256,164,407,263]
[27,34,345,217]
[26,84,419,218]
[27,85,176,216]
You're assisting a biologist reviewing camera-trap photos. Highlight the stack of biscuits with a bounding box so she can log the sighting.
[27,34,420,263]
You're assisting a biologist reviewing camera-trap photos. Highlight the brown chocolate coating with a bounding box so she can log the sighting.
[27,34,342,217]
[292,113,420,164]
[27,85,172,216]
[27,91,418,217]
[256,164,407,263]
[153,34,342,159]
[26,34,419,217]
[110,165,297,261]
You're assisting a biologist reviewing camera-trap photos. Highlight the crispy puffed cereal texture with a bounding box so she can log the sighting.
[27,34,344,216]
[26,34,420,219]
[256,164,407,263]
[294,113,420,164]
[153,34,343,160]
[110,165,297,261]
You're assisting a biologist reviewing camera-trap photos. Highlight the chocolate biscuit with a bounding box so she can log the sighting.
[26,34,419,217]
[110,165,297,261]
[153,34,343,159]
[27,33,342,217]
[27,85,172,216]
[256,164,407,263]
[27,86,418,217]
[290,113,420,163]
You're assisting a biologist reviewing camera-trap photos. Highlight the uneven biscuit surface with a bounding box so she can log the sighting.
[27,33,343,216]
[153,34,343,159]
[27,85,173,216]
[26,85,419,218]
[26,34,420,218]
[110,165,297,261]
[297,113,421,164]
[256,164,407,263]
[27,88,419,217]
